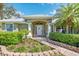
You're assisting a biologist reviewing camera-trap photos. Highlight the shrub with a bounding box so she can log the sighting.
[19,29,29,35]
[49,32,79,47]
[0,29,29,45]
[41,45,54,51]
[14,46,29,52]
[17,29,29,40]
[0,32,20,45]
[7,45,16,51]
[31,46,42,52]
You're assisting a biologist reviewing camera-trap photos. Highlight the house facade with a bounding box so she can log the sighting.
[0,15,58,38]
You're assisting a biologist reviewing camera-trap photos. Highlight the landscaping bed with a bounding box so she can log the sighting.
[0,30,64,56]
[0,39,64,56]
[0,45,64,56]
[6,39,54,53]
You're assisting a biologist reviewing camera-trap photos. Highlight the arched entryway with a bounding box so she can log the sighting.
[32,20,48,37]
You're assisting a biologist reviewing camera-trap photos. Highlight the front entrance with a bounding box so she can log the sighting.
[32,20,48,37]
[36,25,43,37]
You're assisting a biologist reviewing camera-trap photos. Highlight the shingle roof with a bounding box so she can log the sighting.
[0,18,24,22]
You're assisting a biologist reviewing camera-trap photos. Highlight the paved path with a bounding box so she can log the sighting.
[32,37,79,56]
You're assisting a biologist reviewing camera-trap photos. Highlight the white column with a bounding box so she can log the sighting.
[47,23,51,37]
[28,23,31,31]
[53,24,56,32]
[27,23,32,38]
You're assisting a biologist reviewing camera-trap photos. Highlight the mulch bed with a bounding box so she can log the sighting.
[6,39,54,53]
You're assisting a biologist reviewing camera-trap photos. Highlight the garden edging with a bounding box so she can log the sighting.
[46,39,79,53]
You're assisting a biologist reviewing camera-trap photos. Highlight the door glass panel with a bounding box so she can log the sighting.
[36,25,43,36]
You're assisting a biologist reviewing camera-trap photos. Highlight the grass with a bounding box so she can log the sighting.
[7,39,54,53]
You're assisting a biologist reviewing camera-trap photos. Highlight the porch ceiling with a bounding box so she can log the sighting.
[32,20,48,25]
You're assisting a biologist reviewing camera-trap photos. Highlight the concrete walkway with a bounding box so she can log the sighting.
[32,37,79,56]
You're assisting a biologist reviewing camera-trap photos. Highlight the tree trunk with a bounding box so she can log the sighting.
[66,25,69,34]
[72,29,74,34]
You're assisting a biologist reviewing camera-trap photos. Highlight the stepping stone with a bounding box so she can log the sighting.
[26,53,32,56]
[43,51,50,56]
[12,52,20,56]
[32,53,39,56]
[19,53,26,56]
[48,50,54,56]
[38,52,44,56]
[53,50,63,56]
[3,51,9,55]
[10,52,15,56]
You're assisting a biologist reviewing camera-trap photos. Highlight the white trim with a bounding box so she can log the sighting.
[47,23,51,37]
[28,23,31,31]
[27,23,32,38]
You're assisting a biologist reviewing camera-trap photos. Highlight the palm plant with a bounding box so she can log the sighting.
[54,3,79,33]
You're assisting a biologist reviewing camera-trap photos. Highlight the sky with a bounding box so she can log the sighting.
[11,3,66,16]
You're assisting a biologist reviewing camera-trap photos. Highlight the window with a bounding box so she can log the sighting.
[5,24,14,31]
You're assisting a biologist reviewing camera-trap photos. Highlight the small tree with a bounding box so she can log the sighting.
[2,4,16,19]
[54,4,79,34]
[0,3,19,19]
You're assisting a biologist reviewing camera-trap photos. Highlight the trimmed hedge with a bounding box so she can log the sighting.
[49,32,79,47]
[0,29,29,45]
[17,29,29,40]
[0,32,19,45]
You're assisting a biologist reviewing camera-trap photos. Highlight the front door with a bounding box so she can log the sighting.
[36,25,43,36]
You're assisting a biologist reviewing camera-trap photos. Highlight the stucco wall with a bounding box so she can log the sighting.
[16,23,28,31]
